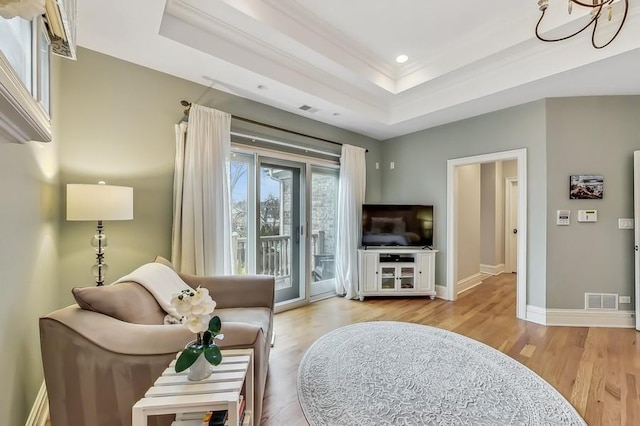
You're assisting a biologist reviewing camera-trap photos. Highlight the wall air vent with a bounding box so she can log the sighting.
[299,105,319,113]
[585,293,618,310]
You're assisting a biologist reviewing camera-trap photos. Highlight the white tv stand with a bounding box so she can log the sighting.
[358,248,437,301]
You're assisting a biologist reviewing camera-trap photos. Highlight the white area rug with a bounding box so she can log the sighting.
[297,321,586,426]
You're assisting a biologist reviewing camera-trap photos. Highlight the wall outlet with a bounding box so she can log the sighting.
[619,295,631,304]
[390,161,395,170]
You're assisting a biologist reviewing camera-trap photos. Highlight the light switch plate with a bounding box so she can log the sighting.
[618,218,634,229]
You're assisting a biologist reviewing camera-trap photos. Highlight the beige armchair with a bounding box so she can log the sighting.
[40,259,274,426]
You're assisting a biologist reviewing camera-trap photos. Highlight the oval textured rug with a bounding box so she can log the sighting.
[297,321,586,426]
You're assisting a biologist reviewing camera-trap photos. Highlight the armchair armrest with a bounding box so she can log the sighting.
[178,273,275,310]
[41,306,194,355]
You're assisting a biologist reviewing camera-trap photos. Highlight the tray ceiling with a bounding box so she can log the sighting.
[78,0,640,139]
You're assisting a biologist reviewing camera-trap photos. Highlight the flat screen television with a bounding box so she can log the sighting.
[361,204,434,248]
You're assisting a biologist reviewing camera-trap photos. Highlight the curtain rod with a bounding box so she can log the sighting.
[180,100,367,152]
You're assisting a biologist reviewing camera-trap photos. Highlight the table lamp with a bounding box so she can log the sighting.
[66,181,134,285]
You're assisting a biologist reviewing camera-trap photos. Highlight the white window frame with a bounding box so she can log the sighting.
[0,15,52,143]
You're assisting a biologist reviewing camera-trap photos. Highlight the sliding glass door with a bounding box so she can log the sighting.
[310,166,339,297]
[258,160,304,303]
[230,152,255,276]
[230,149,337,306]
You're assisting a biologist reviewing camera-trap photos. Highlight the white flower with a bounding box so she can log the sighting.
[170,287,218,336]
[170,292,193,316]
[190,287,210,305]
[191,298,216,316]
[185,314,210,334]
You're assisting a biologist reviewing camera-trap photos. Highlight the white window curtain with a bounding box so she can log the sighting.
[171,104,233,276]
[335,144,366,299]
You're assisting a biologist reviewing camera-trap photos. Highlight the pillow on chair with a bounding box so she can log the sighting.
[72,282,166,325]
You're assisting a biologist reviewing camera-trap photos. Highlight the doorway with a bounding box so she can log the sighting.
[258,161,304,303]
[446,149,527,319]
[230,149,339,309]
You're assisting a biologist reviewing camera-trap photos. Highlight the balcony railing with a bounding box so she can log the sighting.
[232,232,333,287]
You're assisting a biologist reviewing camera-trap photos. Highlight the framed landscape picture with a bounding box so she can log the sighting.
[570,175,603,199]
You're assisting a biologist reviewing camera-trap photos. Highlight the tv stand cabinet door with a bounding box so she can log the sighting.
[360,251,379,293]
[416,252,435,292]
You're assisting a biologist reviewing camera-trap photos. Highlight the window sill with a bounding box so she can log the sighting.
[0,52,51,143]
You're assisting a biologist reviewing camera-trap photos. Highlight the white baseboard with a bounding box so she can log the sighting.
[480,264,505,275]
[435,284,448,300]
[546,309,635,328]
[25,381,48,426]
[525,305,547,325]
[456,273,484,295]
[526,305,635,328]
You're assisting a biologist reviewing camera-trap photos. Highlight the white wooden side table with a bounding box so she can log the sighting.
[132,348,254,426]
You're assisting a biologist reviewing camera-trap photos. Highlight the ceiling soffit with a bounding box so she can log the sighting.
[162,0,640,128]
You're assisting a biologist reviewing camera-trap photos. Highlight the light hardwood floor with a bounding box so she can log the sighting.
[260,274,640,426]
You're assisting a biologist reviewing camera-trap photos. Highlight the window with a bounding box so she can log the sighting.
[36,18,50,114]
[0,16,32,91]
[0,15,52,142]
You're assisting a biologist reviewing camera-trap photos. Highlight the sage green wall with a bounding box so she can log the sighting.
[546,96,640,310]
[456,164,481,282]
[0,59,61,426]
[480,162,498,267]
[57,48,382,304]
[381,101,548,308]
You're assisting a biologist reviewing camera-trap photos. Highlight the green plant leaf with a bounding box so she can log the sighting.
[175,346,202,373]
[204,345,222,366]
[208,316,222,334]
[202,330,212,345]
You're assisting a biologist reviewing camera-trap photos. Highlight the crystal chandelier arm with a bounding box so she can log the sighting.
[535,7,600,42]
[591,0,629,48]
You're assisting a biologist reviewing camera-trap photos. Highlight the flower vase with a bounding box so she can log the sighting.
[187,352,213,381]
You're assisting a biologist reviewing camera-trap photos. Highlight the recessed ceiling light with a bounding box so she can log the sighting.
[395,54,409,64]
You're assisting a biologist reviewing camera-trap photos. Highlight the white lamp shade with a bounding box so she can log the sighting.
[66,184,134,221]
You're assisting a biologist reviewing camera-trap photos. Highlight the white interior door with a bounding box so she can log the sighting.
[633,151,640,331]
[505,178,518,273]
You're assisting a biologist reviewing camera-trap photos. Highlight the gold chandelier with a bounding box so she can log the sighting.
[536,0,629,49]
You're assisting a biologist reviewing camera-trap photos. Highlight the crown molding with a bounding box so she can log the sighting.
[258,0,397,81]
[163,0,391,121]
